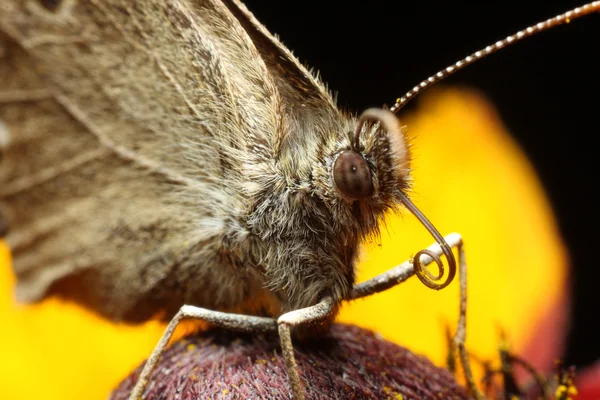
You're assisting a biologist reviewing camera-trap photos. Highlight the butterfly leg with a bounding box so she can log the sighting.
[127,306,277,400]
[452,242,485,399]
[277,296,336,400]
[348,233,484,399]
[349,233,462,299]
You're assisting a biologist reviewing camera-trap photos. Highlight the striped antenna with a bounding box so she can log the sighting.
[390,1,600,113]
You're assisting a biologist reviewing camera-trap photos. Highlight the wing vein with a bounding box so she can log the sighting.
[90,1,208,126]
[0,89,53,103]
[0,147,109,197]
[53,93,196,187]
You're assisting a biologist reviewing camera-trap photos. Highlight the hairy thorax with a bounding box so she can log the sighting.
[229,186,359,319]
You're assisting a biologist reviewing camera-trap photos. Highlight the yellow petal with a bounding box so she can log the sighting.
[0,243,165,399]
[0,88,567,399]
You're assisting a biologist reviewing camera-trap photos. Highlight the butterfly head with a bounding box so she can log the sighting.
[324,107,456,291]
[322,108,412,238]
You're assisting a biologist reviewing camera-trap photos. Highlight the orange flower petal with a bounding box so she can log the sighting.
[574,361,600,400]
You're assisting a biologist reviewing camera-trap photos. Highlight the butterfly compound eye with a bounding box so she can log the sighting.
[333,151,374,199]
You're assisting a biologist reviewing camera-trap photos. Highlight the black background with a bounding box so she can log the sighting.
[243,1,599,370]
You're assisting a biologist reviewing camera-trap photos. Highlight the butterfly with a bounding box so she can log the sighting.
[1,1,597,399]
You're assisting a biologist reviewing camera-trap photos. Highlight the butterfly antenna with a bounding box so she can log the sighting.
[390,1,600,113]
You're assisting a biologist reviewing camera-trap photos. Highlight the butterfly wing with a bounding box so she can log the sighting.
[0,0,327,321]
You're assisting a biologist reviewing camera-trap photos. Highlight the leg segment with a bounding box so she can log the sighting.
[349,233,484,399]
[127,306,277,400]
[453,244,485,400]
[277,296,336,400]
[349,232,463,300]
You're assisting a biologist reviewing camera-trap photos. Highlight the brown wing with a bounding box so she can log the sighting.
[222,0,346,190]
[223,0,337,110]
[0,0,295,321]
